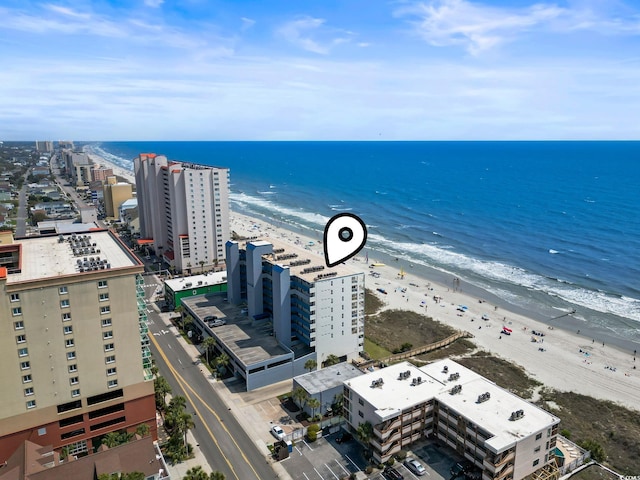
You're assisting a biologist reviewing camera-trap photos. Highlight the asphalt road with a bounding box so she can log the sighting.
[143,280,279,480]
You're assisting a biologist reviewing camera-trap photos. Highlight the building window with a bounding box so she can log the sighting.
[23,374,32,383]
[26,400,37,409]
[103,331,113,340]
[536,433,543,440]
[102,318,112,327]
[534,446,541,453]
[358,410,364,418]
[16,334,26,344]
[358,398,364,406]
[533,459,540,467]
[98,280,108,288]
[66,338,75,348]
[60,299,70,308]
[64,325,73,335]
[24,387,34,396]
[14,320,24,330]
[100,306,110,315]
[68,364,78,373]
[104,343,114,352]
[62,312,71,322]
[59,286,68,294]
[12,307,22,316]
[105,355,116,364]
[20,361,31,370]
[70,377,79,385]
[99,293,109,302]
[10,293,20,302]
[72,389,81,397]
[18,348,29,357]
[107,367,117,376]
[108,379,118,388]
[67,351,76,360]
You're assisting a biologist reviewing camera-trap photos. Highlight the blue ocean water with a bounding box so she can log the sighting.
[86,141,640,346]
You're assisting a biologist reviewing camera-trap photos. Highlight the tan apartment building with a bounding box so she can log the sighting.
[343,360,560,480]
[92,166,114,183]
[0,230,155,462]
[103,176,133,218]
[134,153,230,273]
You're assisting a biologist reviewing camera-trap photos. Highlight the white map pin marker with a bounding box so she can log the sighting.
[323,213,368,268]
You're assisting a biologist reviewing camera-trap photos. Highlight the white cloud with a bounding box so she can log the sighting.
[395,0,567,54]
[144,0,165,7]
[241,17,256,31]
[277,16,353,55]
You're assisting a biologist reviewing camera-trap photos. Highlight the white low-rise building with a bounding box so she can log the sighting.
[343,359,560,480]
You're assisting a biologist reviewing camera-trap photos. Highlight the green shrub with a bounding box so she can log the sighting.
[386,457,395,466]
[396,449,408,460]
[307,424,320,442]
[560,429,571,439]
[365,466,373,474]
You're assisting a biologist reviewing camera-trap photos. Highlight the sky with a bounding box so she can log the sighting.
[1,0,639,140]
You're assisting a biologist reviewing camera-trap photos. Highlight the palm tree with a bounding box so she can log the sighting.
[202,337,216,366]
[214,352,230,374]
[307,397,321,418]
[102,431,123,448]
[168,395,187,416]
[356,421,373,452]
[154,376,172,412]
[199,260,205,273]
[183,465,209,480]
[174,411,195,449]
[304,359,317,372]
[324,354,340,367]
[292,386,309,410]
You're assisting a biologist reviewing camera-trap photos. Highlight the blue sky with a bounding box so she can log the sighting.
[1,0,639,140]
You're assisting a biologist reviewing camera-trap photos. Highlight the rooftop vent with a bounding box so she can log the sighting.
[443,365,448,373]
[477,392,491,403]
[448,372,460,381]
[370,378,384,388]
[398,370,411,380]
[450,384,462,395]
[509,409,525,421]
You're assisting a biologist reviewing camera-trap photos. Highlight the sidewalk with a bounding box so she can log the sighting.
[157,311,293,480]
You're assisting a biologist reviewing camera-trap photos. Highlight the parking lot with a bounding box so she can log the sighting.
[279,429,461,480]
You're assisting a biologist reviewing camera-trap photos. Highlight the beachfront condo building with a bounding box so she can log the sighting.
[60,150,92,187]
[0,230,156,463]
[134,153,230,274]
[35,141,53,153]
[103,176,133,219]
[226,238,365,366]
[343,359,560,480]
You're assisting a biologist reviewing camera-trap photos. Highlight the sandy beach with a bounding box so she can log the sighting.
[93,151,639,411]
[86,151,136,184]
[229,212,640,412]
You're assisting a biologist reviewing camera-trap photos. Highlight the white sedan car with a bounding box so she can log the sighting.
[271,425,285,440]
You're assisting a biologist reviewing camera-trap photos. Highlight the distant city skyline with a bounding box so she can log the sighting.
[2,0,639,140]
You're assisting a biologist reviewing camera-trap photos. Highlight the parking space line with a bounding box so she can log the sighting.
[324,464,339,479]
[303,473,311,480]
[295,445,303,456]
[344,454,359,470]
[313,467,324,479]
[303,439,314,451]
[334,459,349,474]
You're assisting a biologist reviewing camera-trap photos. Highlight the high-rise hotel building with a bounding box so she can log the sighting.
[134,154,230,274]
[226,238,365,366]
[0,230,155,462]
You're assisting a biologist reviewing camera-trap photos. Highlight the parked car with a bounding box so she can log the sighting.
[204,315,226,327]
[335,432,352,443]
[271,425,285,440]
[404,458,427,476]
[382,466,404,480]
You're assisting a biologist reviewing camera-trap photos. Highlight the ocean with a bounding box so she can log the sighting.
[85,141,640,350]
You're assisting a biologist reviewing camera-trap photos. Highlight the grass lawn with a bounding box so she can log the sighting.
[364,338,392,360]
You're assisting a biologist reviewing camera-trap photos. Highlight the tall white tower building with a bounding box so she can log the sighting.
[134,153,230,273]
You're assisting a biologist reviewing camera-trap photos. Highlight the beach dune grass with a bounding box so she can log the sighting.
[364,338,392,360]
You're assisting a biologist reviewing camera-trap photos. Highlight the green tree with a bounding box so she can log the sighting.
[304,359,317,372]
[199,260,205,273]
[135,423,150,438]
[102,431,122,448]
[307,397,321,418]
[209,472,226,480]
[214,352,230,374]
[323,354,340,367]
[356,421,373,444]
[292,386,309,410]
[154,376,172,412]
[580,439,606,462]
[202,337,217,366]
[174,411,195,450]
[306,423,320,442]
[332,393,344,416]
[183,465,209,480]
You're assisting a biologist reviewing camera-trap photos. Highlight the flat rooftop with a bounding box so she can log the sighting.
[295,362,364,395]
[347,359,559,452]
[8,230,140,283]
[240,236,362,283]
[165,271,227,292]
[181,294,291,367]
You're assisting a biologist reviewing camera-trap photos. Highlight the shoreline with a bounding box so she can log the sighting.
[91,151,640,411]
[230,211,640,411]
